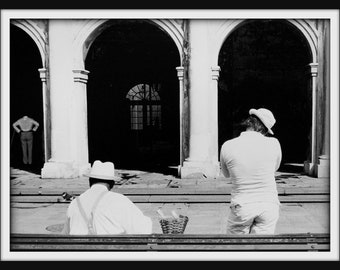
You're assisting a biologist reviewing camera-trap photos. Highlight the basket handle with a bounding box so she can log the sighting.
[171,210,180,218]
[157,209,166,219]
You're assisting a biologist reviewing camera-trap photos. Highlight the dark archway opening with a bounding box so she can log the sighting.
[85,20,180,174]
[218,19,312,173]
[10,24,44,173]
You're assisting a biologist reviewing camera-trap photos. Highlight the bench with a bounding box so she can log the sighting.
[10,233,330,251]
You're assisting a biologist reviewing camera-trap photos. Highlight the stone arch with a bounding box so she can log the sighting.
[80,19,183,170]
[10,20,48,167]
[72,19,184,69]
[214,18,320,174]
[286,19,318,62]
[10,19,47,67]
[212,19,317,66]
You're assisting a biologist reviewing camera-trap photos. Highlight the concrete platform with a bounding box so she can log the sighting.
[7,166,331,235]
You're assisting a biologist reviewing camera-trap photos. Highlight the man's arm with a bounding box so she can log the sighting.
[274,139,282,171]
[61,216,70,235]
[220,145,230,178]
[12,121,21,133]
[31,119,39,131]
[126,200,153,234]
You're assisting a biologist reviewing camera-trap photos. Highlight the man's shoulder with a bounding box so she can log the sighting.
[107,191,131,201]
[105,192,136,208]
[222,136,240,147]
[266,136,280,144]
[28,117,37,122]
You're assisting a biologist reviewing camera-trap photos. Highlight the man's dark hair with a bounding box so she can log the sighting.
[241,115,268,135]
[89,177,115,190]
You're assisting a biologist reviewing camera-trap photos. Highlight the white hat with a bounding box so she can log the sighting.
[249,108,276,135]
[85,160,121,181]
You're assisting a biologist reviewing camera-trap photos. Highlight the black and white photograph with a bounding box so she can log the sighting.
[1,9,339,261]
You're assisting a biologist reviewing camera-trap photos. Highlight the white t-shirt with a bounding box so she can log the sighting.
[220,131,282,205]
[64,184,152,235]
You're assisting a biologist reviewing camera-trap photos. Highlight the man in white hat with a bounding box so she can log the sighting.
[62,160,152,235]
[220,108,282,234]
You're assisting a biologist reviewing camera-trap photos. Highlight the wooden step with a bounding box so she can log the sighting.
[10,186,330,195]
[10,233,330,251]
[10,194,330,203]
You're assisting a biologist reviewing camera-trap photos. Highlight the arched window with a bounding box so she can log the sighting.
[126,83,161,130]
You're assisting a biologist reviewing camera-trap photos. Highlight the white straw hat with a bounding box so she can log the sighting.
[249,108,276,135]
[85,160,120,181]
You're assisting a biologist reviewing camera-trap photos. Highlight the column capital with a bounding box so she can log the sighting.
[308,63,318,77]
[38,68,48,82]
[211,66,221,80]
[73,69,90,84]
[176,66,184,80]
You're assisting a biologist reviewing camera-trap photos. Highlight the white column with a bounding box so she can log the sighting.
[316,20,330,178]
[211,66,221,164]
[38,68,50,163]
[304,63,318,176]
[176,66,184,166]
[71,69,91,175]
[41,20,82,178]
[180,20,220,178]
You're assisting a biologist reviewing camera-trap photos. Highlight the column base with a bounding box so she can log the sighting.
[179,160,220,179]
[316,155,330,178]
[303,161,316,177]
[41,160,91,179]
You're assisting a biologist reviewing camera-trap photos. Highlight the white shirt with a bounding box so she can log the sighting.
[63,184,152,235]
[220,131,282,205]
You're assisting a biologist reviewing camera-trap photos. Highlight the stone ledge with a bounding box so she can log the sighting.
[41,161,90,179]
[180,161,220,179]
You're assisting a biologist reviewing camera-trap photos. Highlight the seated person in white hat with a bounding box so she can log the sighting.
[220,108,282,234]
[62,160,152,235]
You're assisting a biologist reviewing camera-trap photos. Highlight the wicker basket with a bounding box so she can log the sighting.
[159,215,189,234]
